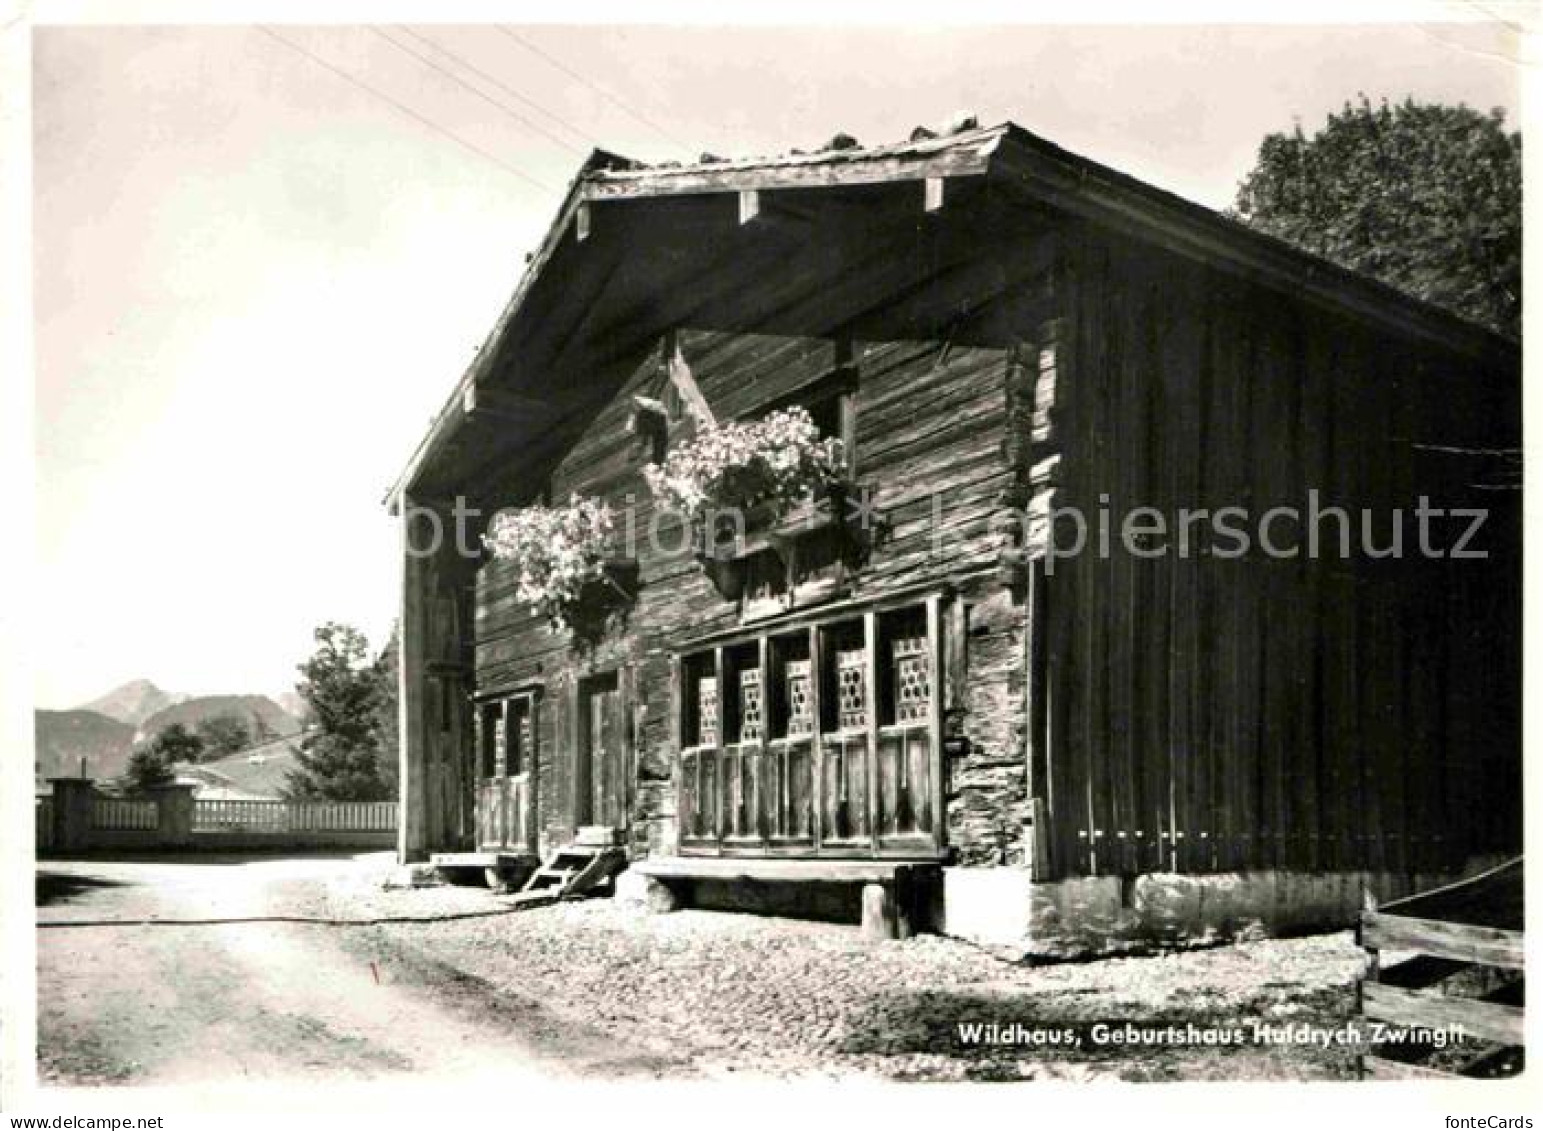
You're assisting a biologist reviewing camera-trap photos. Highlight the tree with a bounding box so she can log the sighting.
[1232,96,1520,337]
[195,712,252,759]
[147,721,204,764]
[251,711,277,743]
[372,622,401,799]
[123,721,203,791]
[285,622,395,801]
[124,745,175,793]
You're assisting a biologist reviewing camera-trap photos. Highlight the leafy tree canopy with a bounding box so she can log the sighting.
[123,721,207,791]
[252,711,278,742]
[373,622,400,799]
[125,745,175,793]
[148,721,204,764]
[1232,96,1520,337]
[285,622,397,801]
[195,712,252,759]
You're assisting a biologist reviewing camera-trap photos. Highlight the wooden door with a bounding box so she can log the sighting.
[580,673,626,830]
[475,696,534,853]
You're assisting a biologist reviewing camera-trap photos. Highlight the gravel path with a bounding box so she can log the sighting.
[36,855,690,1088]
[315,859,1371,1082]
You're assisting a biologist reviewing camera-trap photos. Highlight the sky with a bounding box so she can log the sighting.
[31,17,1524,710]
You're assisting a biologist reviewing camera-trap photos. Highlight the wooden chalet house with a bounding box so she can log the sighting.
[389,122,1520,955]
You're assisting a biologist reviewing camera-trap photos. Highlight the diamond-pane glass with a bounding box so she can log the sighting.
[517,707,533,755]
[740,668,762,742]
[893,636,931,723]
[698,677,719,747]
[786,660,812,736]
[837,647,867,730]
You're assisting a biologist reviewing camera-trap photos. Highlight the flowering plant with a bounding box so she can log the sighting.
[483,495,623,637]
[643,406,845,534]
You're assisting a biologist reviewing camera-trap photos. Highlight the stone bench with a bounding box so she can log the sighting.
[630,857,940,940]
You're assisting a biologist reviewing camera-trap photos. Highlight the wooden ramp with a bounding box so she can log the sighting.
[1358,858,1524,1079]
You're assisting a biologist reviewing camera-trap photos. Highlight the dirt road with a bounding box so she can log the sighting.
[36,853,687,1088]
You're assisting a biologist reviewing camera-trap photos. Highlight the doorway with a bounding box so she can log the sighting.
[475,692,535,853]
[576,672,627,830]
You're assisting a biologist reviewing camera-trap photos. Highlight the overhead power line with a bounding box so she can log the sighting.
[257,26,554,192]
[392,26,600,152]
[493,26,690,152]
[368,26,588,158]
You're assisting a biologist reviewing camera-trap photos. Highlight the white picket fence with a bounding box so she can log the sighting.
[192,799,397,834]
[35,789,397,854]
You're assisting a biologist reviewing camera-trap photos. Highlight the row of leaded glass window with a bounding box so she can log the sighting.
[693,634,931,745]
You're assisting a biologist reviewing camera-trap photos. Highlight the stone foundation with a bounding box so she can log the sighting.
[615,855,1508,958]
[937,858,1511,960]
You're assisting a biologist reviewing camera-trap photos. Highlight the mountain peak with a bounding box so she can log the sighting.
[77,679,187,727]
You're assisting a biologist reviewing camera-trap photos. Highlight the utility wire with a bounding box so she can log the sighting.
[393,26,600,152]
[368,26,588,158]
[257,26,554,192]
[493,26,690,152]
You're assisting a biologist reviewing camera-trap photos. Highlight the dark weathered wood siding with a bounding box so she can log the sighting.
[461,206,1519,882]
[473,328,1033,860]
[1036,227,1520,879]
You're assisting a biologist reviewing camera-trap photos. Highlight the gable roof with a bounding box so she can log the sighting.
[390,120,1514,509]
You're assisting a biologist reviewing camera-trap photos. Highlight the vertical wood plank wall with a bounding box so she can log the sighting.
[1039,227,1521,880]
[399,495,477,861]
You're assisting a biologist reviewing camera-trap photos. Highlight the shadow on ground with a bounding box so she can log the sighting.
[35,871,127,907]
[38,850,383,867]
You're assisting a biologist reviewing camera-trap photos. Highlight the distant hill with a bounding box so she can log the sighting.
[137,695,300,744]
[77,679,187,726]
[176,734,304,800]
[35,709,136,784]
[274,690,311,726]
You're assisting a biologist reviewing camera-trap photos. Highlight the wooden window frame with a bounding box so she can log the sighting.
[675,592,947,860]
[475,688,540,781]
[472,686,540,855]
[725,358,861,623]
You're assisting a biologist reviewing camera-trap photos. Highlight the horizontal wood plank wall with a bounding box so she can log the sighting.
[473,321,1042,858]
[1043,226,1520,881]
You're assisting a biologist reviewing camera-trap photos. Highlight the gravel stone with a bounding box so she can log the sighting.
[314,860,1369,1081]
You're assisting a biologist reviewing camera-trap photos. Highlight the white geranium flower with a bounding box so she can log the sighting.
[484,495,616,634]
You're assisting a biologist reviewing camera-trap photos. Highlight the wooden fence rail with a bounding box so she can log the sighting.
[192,799,397,834]
[91,797,158,831]
[36,782,398,855]
[1358,858,1524,1080]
